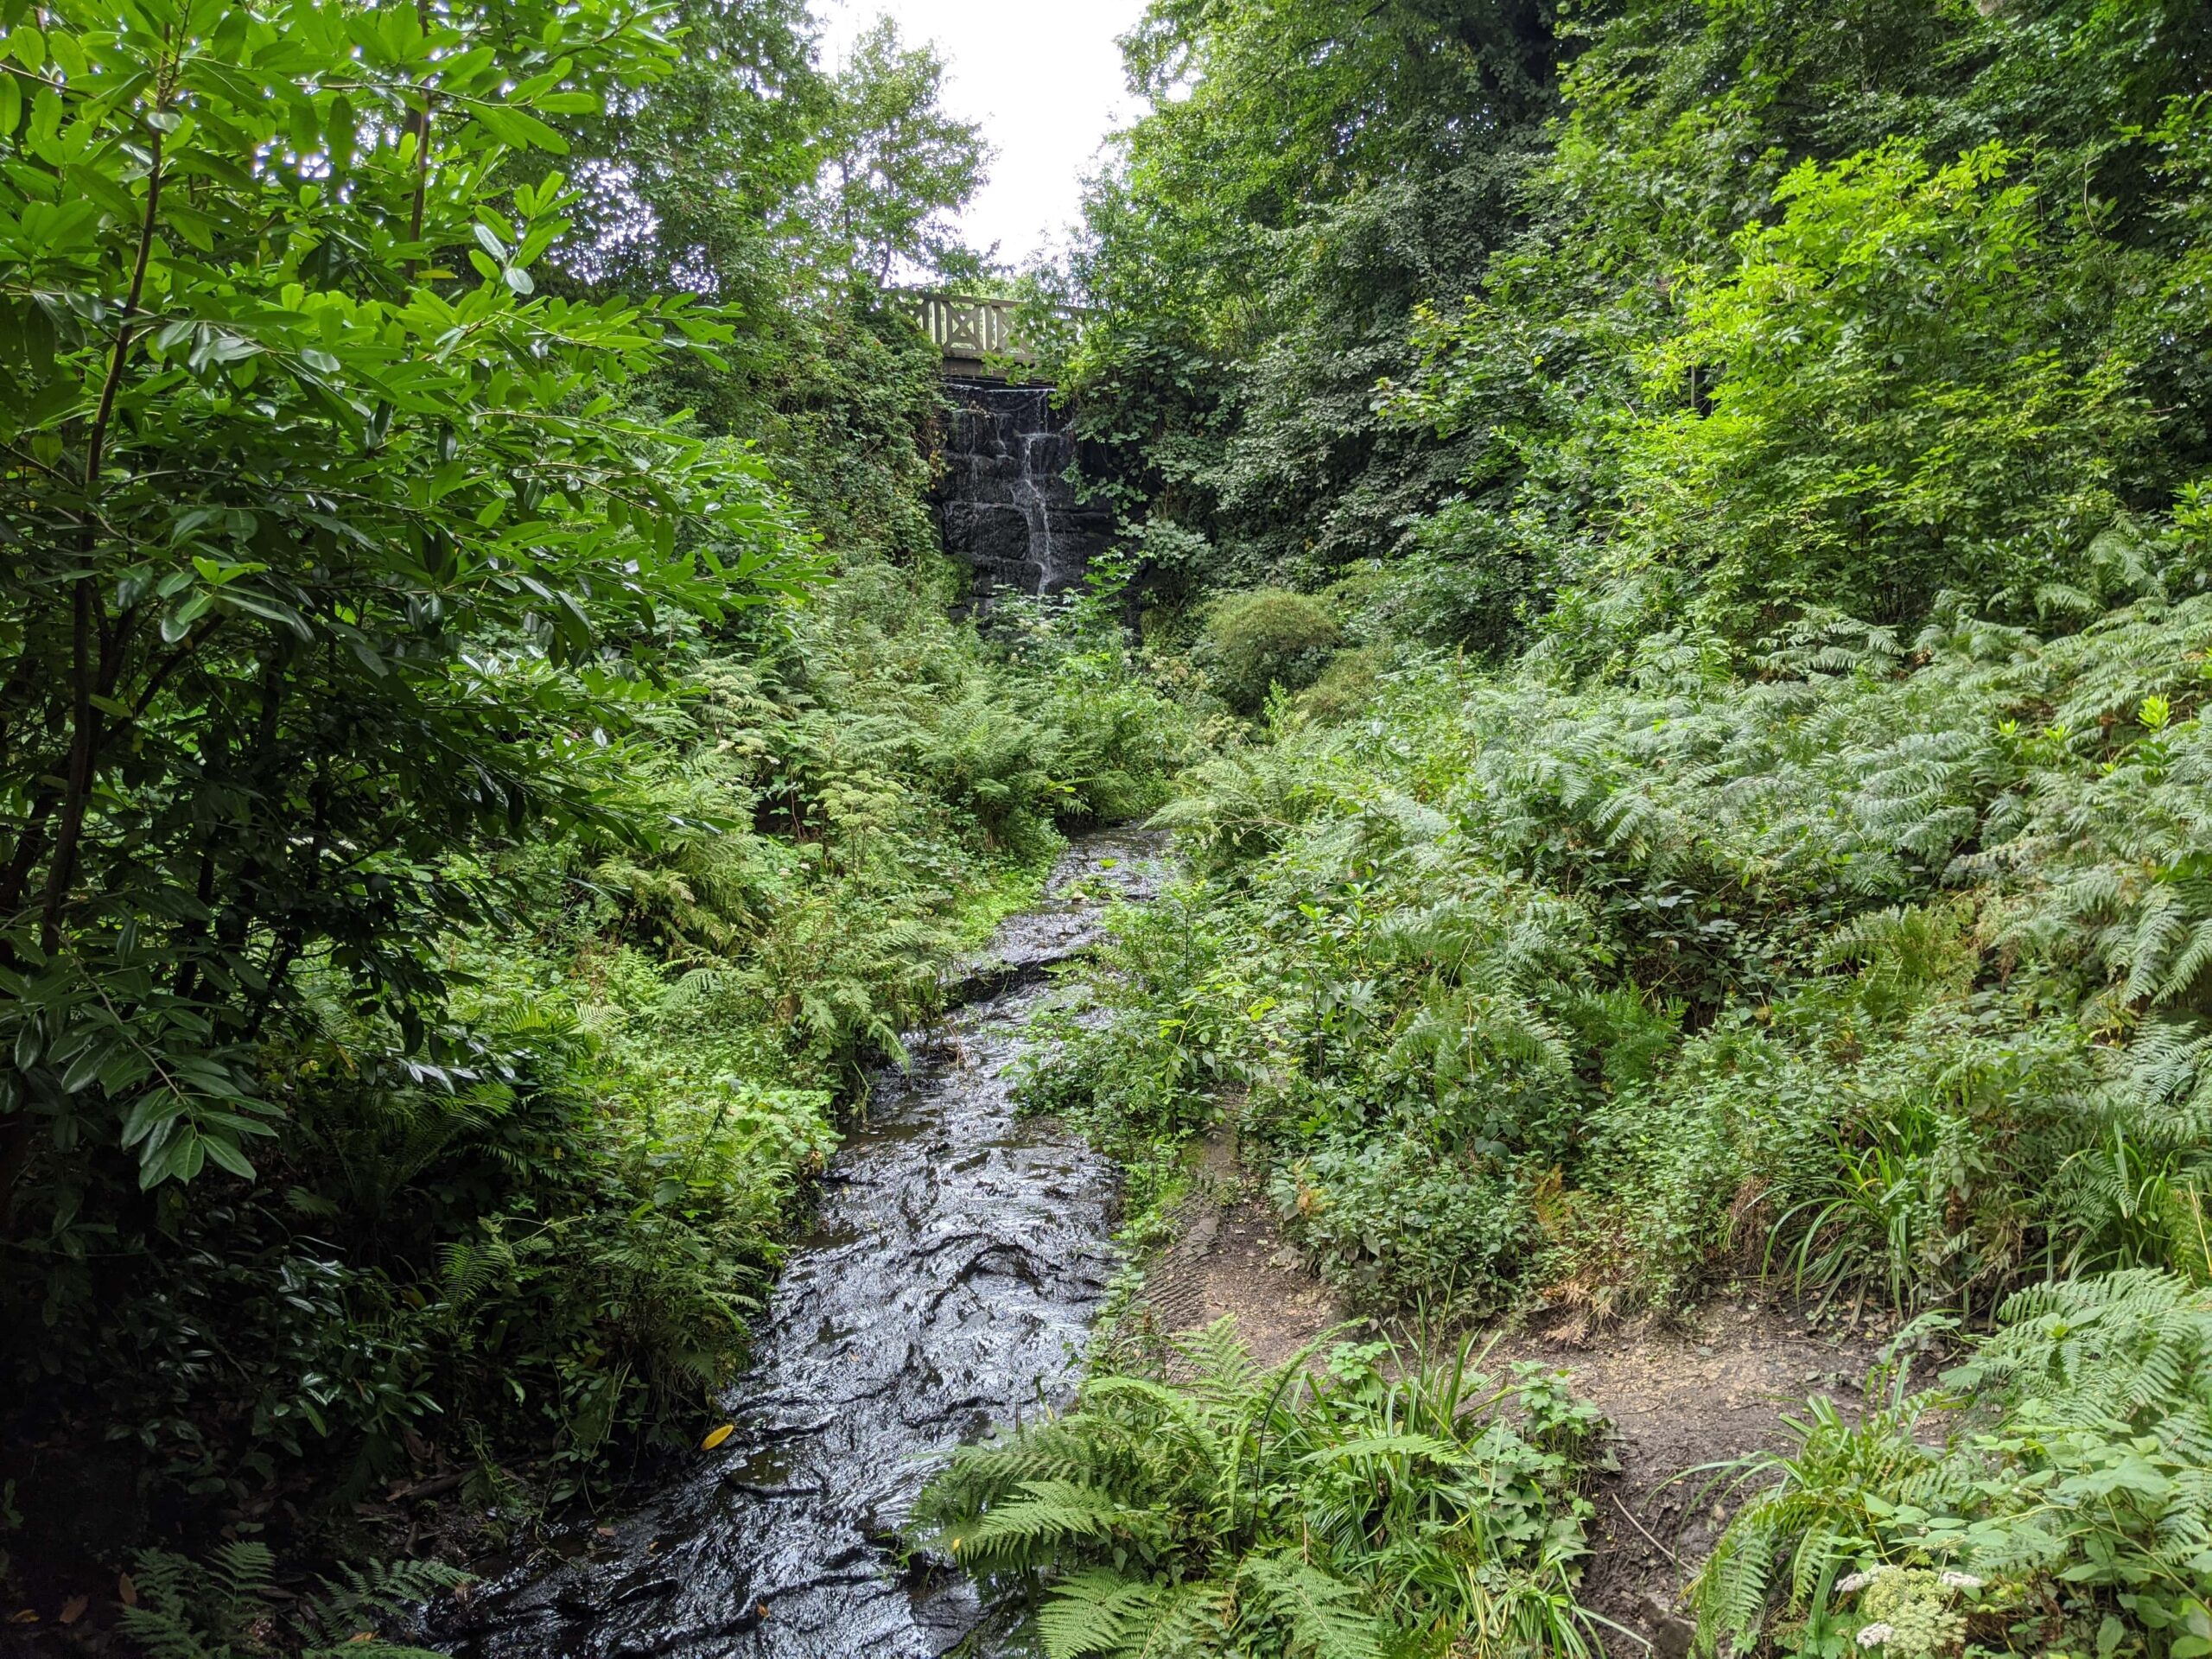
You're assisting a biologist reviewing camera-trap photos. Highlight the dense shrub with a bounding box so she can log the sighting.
[1271,1137,1531,1313]
[3,569,1190,1527]
[1035,574,2212,1318]
[0,0,1189,1559]
[1696,1272,2212,1659]
[1194,589,1344,713]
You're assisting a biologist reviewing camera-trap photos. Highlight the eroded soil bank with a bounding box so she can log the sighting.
[1117,1136,1883,1655]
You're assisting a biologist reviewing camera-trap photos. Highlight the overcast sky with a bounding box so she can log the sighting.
[813,1,1152,269]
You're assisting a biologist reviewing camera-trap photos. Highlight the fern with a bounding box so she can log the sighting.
[1236,1553,1389,1659]
[116,1542,276,1659]
[114,1545,461,1659]
[1036,1569,1170,1658]
[918,1319,1606,1657]
[1954,1268,2212,1428]
[1698,1271,2212,1656]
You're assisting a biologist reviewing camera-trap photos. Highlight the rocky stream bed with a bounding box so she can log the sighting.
[436,833,1167,1658]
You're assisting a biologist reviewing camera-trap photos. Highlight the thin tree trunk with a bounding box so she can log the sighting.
[404,0,433,276]
[39,118,167,953]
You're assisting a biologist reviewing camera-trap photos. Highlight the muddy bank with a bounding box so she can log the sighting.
[1118,1134,1882,1654]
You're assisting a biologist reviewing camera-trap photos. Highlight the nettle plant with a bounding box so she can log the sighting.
[0,0,813,1225]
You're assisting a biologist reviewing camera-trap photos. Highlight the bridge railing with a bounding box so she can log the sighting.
[890,290,1089,373]
[901,291,1027,364]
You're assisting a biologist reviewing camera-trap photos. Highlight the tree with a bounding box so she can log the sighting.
[552,0,825,306]
[1057,0,1561,597]
[815,18,989,285]
[0,0,814,1219]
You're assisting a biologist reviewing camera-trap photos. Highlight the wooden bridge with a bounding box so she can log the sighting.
[892,290,1084,378]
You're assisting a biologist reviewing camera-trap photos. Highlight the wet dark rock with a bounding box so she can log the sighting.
[438,832,1169,1659]
[936,381,1113,601]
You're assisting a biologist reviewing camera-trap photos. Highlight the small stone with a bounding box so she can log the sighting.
[1638,1594,1697,1659]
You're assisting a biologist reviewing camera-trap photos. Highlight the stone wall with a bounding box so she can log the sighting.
[935,380,1113,600]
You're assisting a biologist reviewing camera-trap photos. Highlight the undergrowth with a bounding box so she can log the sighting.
[1032,580,2212,1325]
[912,1319,1611,1659]
[110,1543,462,1659]
[1696,1270,2212,1659]
[2,555,1192,1573]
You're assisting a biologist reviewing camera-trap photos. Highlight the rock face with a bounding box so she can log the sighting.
[936,379,1113,599]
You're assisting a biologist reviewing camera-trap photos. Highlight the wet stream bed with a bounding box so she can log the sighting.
[438,831,1166,1659]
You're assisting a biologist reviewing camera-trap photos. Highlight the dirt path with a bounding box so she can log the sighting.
[1112,1132,1342,1370]
[1119,1135,1885,1654]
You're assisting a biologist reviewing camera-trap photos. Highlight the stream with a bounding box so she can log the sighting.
[439,831,1165,1658]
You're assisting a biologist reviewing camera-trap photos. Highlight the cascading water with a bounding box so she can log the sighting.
[936,381,1112,599]
[436,834,1166,1659]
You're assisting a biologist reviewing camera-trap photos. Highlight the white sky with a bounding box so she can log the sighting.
[812,1,1151,269]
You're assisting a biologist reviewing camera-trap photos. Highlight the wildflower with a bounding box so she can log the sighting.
[1937,1572,1983,1591]
[1836,1572,1877,1595]
[1857,1623,1896,1649]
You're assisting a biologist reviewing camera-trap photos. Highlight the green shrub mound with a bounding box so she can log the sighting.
[912,1320,1611,1659]
[1196,590,1344,715]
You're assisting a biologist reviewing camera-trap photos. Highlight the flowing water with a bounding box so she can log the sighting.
[440,832,1165,1659]
[934,382,1114,601]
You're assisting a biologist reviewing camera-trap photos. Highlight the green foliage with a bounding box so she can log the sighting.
[1015,884,1257,1160]
[0,0,1187,1586]
[1695,1272,2212,1659]
[1020,5,2212,1658]
[1037,582,2212,1316]
[1194,589,1344,715]
[912,1320,1609,1659]
[814,20,989,283]
[1042,0,1561,599]
[3,554,1191,1514]
[0,0,810,1198]
[116,1541,463,1658]
[1380,0,2211,659]
[1271,1138,1531,1315]
[1618,139,2150,635]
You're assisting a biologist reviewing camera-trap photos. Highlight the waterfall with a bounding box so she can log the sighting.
[935,380,1111,599]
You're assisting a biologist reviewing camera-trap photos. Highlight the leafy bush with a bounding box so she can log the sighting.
[1271,1136,1532,1315]
[1290,649,1387,726]
[912,1320,1610,1659]
[1196,589,1344,714]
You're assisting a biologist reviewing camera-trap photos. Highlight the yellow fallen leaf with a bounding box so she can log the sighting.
[701,1424,735,1451]
[118,1574,138,1607]
[9,1611,38,1624]
[59,1597,88,1626]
